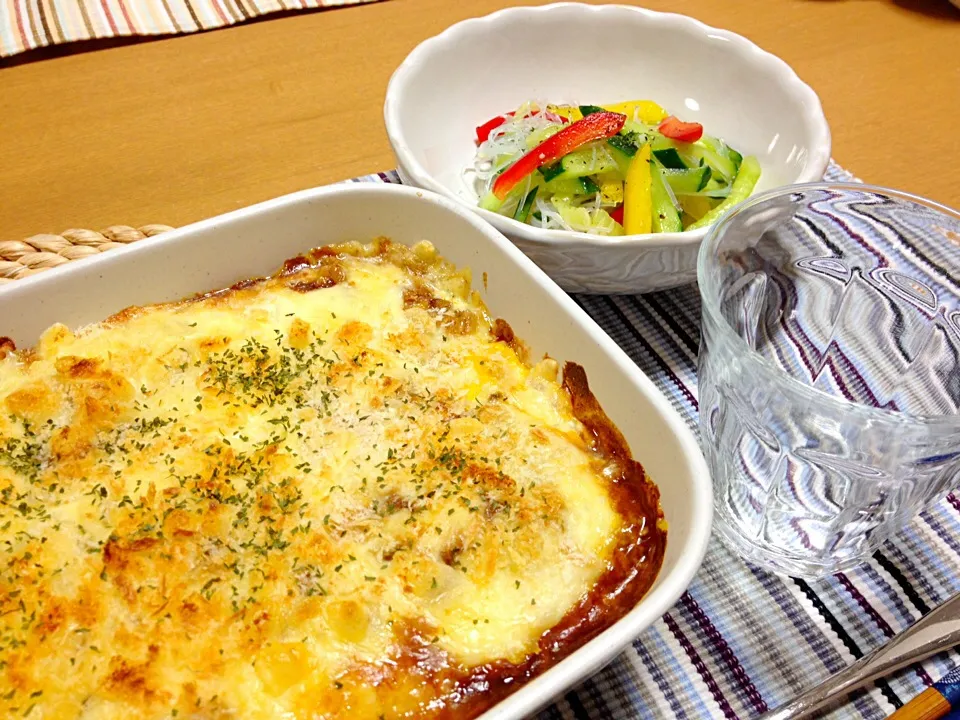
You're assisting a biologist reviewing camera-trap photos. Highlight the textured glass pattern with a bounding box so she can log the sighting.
[698,185,960,578]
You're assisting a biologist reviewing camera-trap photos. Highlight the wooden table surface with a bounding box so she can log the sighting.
[0,0,958,239]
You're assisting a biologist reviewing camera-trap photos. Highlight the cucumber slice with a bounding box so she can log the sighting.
[581,176,600,194]
[624,118,657,134]
[650,162,682,233]
[701,136,743,170]
[688,155,761,230]
[650,135,700,165]
[664,166,712,195]
[525,125,563,150]
[546,176,594,197]
[538,163,565,182]
[650,134,672,151]
[608,144,634,175]
[578,104,606,117]
[607,132,640,157]
[701,188,732,199]
[652,148,688,170]
[686,137,742,181]
[513,186,539,223]
[696,177,732,198]
[479,192,504,212]
[558,147,620,178]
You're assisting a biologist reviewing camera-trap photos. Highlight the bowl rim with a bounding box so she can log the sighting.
[697,180,960,429]
[384,1,832,249]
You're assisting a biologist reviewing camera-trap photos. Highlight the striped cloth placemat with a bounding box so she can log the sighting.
[0,0,380,57]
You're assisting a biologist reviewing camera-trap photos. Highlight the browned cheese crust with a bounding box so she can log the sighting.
[0,238,665,719]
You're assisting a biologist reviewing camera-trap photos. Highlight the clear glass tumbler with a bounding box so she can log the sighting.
[697,183,960,579]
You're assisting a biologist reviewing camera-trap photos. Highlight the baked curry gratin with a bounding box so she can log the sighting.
[0,239,665,719]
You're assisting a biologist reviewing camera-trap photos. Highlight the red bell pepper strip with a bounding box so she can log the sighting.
[476,113,513,144]
[609,205,624,225]
[491,111,626,201]
[657,116,704,143]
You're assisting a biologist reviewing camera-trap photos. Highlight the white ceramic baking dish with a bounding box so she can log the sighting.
[0,183,711,719]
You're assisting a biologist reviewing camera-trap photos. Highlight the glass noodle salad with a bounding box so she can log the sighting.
[473,100,761,236]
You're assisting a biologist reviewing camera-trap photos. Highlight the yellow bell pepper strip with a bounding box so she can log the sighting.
[598,175,624,205]
[623,144,653,235]
[491,111,626,201]
[602,100,667,125]
[688,156,762,230]
[680,194,713,222]
[546,104,583,123]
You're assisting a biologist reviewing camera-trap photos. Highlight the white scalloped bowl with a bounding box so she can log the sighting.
[384,2,831,294]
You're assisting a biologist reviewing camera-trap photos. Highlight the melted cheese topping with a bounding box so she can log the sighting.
[0,240,643,720]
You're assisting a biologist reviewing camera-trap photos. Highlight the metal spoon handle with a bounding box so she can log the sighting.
[760,591,960,720]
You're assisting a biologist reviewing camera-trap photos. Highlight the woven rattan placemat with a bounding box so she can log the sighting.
[0,224,173,282]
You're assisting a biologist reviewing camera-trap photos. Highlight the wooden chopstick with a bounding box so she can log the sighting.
[886,666,960,720]
[886,687,951,720]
